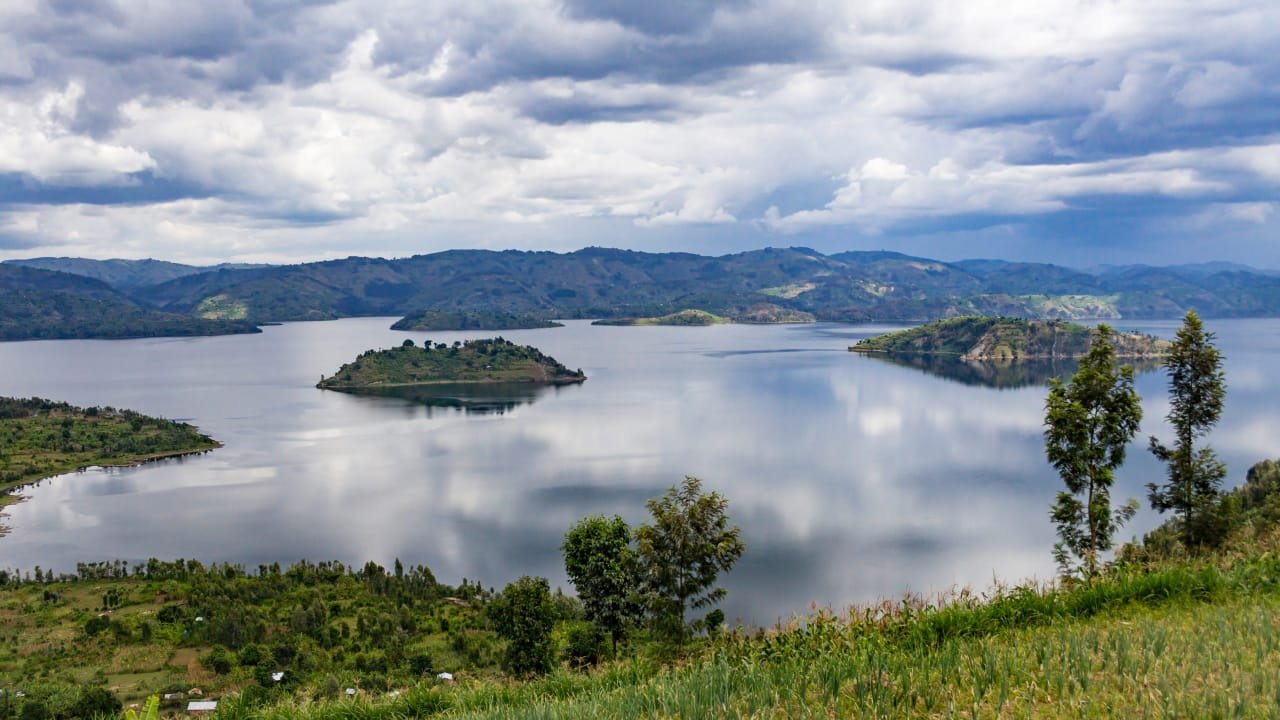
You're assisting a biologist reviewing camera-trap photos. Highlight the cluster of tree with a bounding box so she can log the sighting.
[486,476,745,676]
[1044,310,1230,578]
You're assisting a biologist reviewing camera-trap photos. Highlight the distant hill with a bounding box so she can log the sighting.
[390,309,563,331]
[850,317,1170,361]
[0,265,261,341]
[4,257,271,289]
[15,247,1280,325]
[318,338,585,389]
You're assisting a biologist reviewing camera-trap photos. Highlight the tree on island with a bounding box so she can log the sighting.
[1147,310,1230,550]
[562,515,641,656]
[635,476,745,644]
[1044,324,1143,579]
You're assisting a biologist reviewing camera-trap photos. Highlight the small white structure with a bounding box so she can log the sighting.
[344,688,356,697]
[271,672,285,683]
[187,701,217,713]
[436,672,454,683]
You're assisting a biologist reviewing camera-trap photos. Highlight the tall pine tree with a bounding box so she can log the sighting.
[1147,310,1229,549]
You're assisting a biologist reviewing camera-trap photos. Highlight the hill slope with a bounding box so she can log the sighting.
[0,265,261,341]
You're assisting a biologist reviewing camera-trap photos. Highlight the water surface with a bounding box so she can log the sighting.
[2,318,1278,625]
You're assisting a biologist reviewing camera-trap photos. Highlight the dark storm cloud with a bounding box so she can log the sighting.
[0,171,211,206]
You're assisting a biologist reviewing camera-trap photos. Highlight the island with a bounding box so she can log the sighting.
[593,309,730,326]
[390,309,564,331]
[0,397,220,525]
[317,337,586,390]
[849,316,1171,360]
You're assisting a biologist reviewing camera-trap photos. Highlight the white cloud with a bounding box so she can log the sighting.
[0,82,155,184]
[1,0,1279,263]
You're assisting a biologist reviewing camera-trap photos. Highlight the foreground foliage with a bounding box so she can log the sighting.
[1044,326,1143,579]
[1147,310,1231,549]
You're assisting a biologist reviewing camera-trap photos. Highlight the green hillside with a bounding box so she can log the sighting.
[390,310,563,331]
[0,265,261,341]
[317,338,585,389]
[851,317,1170,361]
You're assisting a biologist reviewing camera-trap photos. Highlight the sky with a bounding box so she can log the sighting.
[0,0,1277,266]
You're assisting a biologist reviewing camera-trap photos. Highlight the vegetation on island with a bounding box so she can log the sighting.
[592,309,730,326]
[0,397,219,515]
[850,316,1170,360]
[317,338,585,390]
[390,310,563,332]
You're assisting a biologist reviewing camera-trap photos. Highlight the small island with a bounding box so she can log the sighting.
[390,309,563,331]
[317,337,586,390]
[593,309,730,326]
[849,316,1171,361]
[0,397,220,523]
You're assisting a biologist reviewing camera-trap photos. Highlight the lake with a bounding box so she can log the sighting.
[2,317,1279,626]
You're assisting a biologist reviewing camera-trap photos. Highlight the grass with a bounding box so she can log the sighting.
[198,546,1280,720]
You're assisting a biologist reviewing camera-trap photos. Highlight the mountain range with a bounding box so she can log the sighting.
[3,248,1280,340]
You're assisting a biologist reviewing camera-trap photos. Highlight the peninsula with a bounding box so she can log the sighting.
[317,338,586,390]
[390,309,563,331]
[593,309,730,326]
[0,397,219,518]
[849,316,1171,361]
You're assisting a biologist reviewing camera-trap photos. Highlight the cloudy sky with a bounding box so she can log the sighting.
[1,0,1277,266]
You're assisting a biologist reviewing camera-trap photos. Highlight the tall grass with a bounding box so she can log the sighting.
[210,553,1280,720]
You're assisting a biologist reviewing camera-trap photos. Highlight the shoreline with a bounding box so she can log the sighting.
[0,441,222,537]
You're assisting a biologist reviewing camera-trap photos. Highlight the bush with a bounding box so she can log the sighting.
[70,688,120,719]
[562,621,604,669]
[83,616,110,638]
[201,646,234,675]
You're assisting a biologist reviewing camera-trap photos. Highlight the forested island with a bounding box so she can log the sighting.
[317,338,586,390]
[0,397,219,516]
[390,309,563,331]
[850,316,1170,360]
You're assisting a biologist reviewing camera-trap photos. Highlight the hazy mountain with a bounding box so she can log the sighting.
[118,247,1280,324]
[10,248,1280,333]
[3,257,271,289]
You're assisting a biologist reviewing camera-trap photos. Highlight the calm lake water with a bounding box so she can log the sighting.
[2,318,1279,625]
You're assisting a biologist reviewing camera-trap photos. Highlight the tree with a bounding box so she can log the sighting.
[1044,325,1143,579]
[634,476,745,644]
[561,515,639,655]
[70,687,121,719]
[1147,310,1229,549]
[487,576,558,676]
